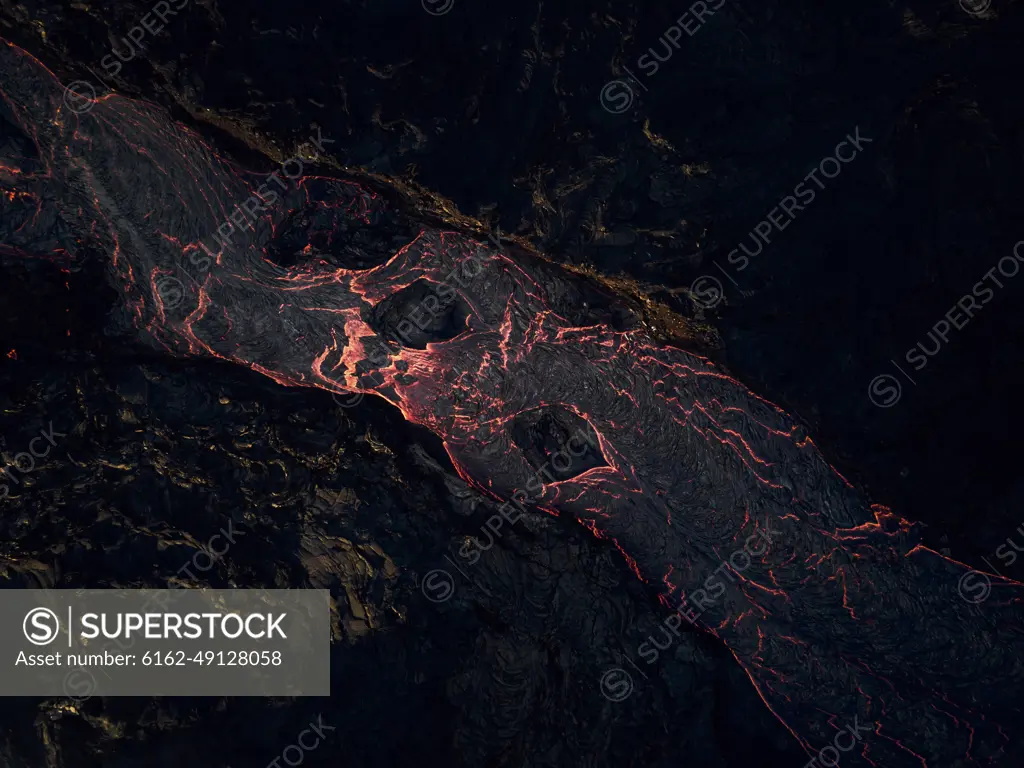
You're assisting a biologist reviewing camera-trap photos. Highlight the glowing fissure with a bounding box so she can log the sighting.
[2,38,1021,767]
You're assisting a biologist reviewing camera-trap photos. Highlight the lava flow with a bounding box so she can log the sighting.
[2,38,1022,767]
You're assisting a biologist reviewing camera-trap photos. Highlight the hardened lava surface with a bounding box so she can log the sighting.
[2,36,1023,768]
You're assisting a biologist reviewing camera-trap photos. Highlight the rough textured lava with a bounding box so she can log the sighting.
[2,37,1022,768]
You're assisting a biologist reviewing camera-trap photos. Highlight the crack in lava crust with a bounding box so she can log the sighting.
[2,38,1022,767]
